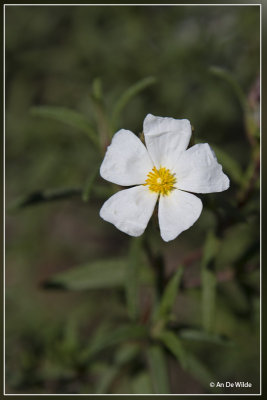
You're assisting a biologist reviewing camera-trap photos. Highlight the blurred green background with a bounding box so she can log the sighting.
[5,5,260,395]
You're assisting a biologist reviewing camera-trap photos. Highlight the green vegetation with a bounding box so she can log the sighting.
[5,5,260,395]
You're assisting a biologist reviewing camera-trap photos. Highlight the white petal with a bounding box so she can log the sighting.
[158,189,203,242]
[100,129,153,186]
[143,114,192,169]
[174,143,230,193]
[100,185,158,237]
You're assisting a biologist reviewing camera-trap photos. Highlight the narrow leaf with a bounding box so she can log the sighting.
[44,256,151,291]
[154,266,184,323]
[209,66,247,111]
[31,106,99,147]
[186,353,222,393]
[219,280,250,315]
[202,230,219,267]
[9,185,114,213]
[9,187,81,211]
[147,345,170,394]
[202,264,216,333]
[92,77,103,102]
[159,331,221,392]
[210,144,244,185]
[217,222,258,268]
[44,258,127,290]
[131,372,153,394]
[158,330,187,370]
[81,324,148,361]
[96,344,139,394]
[126,237,143,321]
[96,366,119,394]
[82,166,99,202]
[201,231,218,333]
[111,76,157,129]
[179,329,233,346]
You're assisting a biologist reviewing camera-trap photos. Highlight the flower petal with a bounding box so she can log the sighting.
[100,185,158,237]
[174,143,230,193]
[158,189,203,242]
[143,114,192,169]
[100,129,153,186]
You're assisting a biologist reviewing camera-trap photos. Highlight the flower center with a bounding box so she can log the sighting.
[144,166,176,196]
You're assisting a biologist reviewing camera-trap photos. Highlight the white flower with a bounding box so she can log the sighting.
[99,114,230,242]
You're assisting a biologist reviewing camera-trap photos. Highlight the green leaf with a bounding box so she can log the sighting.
[154,266,184,323]
[210,144,244,185]
[95,365,119,394]
[91,184,115,199]
[202,268,216,333]
[9,187,81,211]
[245,110,260,141]
[92,77,103,102]
[44,258,127,290]
[131,372,153,394]
[82,166,99,202]
[159,330,221,392]
[209,66,247,111]
[111,76,157,129]
[81,324,148,361]
[115,343,140,364]
[147,345,170,394]
[96,344,140,394]
[201,231,218,333]
[44,256,152,291]
[158,330,188,370]
[216,222,258,268]
[202,230,219,267]
[179,329,233,346]
[219,280,250,315]
[186,353,222,393]
[9,184,115,213]
[31,106,99,147]
[126,237,143,321]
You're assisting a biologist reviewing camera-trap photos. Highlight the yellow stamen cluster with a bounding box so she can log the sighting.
[144,166,176,196]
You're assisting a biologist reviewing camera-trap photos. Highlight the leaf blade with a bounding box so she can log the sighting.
[111,76,157,129]
[126,237,143,321]
[31,106,99,147]
[154,266,184,323]
[210,144,244,185]
[147,345,170,394]
[201,231,218,333]
[158,330,188,370]
[82,324,148,361]
[44,258,127,290]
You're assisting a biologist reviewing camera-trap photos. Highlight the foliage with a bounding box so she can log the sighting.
[5,5,260,395]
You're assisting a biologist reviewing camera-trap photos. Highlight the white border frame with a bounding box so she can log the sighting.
[3,2,262,396]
